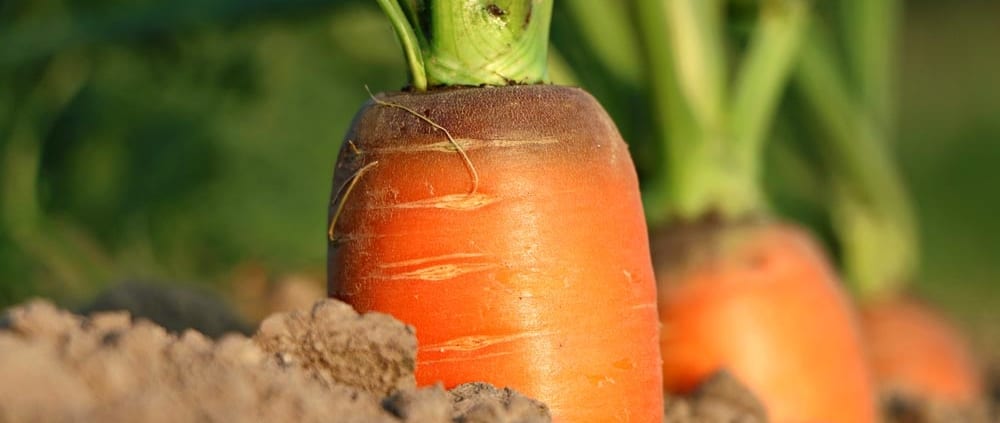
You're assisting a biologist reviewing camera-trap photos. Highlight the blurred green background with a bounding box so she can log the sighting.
[0,0,996,350]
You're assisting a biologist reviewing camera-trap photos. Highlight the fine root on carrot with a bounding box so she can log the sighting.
[365,85,480,194]
[347,140,362,156]
[328,160,380,242]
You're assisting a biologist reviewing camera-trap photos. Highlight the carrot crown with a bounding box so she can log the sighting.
[375,0,553,91]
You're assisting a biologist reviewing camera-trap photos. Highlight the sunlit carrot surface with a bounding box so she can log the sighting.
[862,295,983,406]
[653,221,878,423]
[329,85,663,423]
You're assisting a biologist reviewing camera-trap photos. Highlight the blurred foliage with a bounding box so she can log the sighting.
[0,0,997,339]
[0,0,401,305]
[764,1,1000,328]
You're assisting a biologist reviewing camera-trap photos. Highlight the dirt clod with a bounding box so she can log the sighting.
[0,298,550,423]
[384,385,454,422]
[254,298,416,397]
[450,382,551,423]
[664,371,768,423]
[881,391,990,423]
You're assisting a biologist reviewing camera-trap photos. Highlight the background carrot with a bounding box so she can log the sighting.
[862,296,983,405]
[634,0,878,421]
[328,1,663,422]
[653,221,876,423]
[791,0,985,412]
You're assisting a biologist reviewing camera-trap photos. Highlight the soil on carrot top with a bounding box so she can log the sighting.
[0,298,549,423]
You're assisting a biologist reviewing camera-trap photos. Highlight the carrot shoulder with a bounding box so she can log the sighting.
[329,85,663,423]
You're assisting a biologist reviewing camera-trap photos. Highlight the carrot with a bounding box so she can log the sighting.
[653,221,878,423]
[327,2,663,422]
[635,1,878,421]
[795,6,985,411]
[862,296,983,405]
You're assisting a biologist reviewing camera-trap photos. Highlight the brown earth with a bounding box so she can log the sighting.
[663,371,768,423]
[879,391,991,423]
[0,298,549,423]
[2,294,996,423]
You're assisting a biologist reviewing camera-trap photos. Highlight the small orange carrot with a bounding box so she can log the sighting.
[653,221,878,423]
[862,295,983,406]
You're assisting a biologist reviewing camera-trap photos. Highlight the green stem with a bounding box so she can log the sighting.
[841,0,899,136]
[665,0,727,131]
[729,0,809,187]
[375,0,427,90]
[639,0,737,222]
[636,0,687,224]
[639,0,808,224]
[377,0,553,90]
[796,26,917,299]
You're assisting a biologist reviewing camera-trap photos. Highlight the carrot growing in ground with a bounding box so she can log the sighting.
[635,0,878,421]
[794,3,983,410]
[327,1,663,422]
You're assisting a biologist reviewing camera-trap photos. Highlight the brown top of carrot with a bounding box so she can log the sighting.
[345,85,608,145]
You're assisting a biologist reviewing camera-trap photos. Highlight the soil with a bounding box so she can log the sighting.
[2,294,997,423]
[992,371,1000,422]
[0,298,549,423]
[663,371,768,423]
[880,391,991,423]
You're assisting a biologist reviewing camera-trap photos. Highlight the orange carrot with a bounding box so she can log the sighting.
[327,2,664,420]
[653,221,878,423]
[862,296,983,406]
[635,0,879,421]
[328,80,662,423]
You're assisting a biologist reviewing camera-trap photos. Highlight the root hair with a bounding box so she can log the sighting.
[328,161,379,242]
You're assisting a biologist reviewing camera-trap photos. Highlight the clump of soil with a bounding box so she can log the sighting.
[663,371,768,423]
[0,298,549,423]
[384,383,549,423]
[254,299,416,397]
[880,391,990,423]
[992,370,1000,422]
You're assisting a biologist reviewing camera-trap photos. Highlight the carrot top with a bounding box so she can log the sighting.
[794,3,917,300]
[375,0,553,90]
[636,0,809,224]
